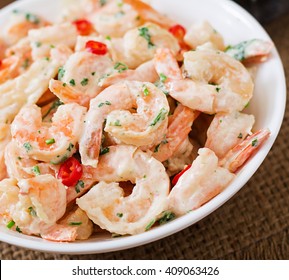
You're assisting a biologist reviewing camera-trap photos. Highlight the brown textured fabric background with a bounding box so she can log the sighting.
[1,0,289,260]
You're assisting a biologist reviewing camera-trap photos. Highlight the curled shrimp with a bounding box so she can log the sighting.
[1,10,47,46]
[76,145,170,235]
[6,175,71,238]
[123,0,176,29]
[154,48,254,114]
[168,148,235,216]
[79,81,169,167]
[151,104,199,162]
[88,0,140,37]
[220,128,270,173]
[49,51,114,107]
[225,39,273,65]
[205,112,255,159]
[28,23,78,60]
[11,103,86,163]
[57,207,93,240]
[184,21,225,51]
[118,23,180,68]
[4,142,57,180]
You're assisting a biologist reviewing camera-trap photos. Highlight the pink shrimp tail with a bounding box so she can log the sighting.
[220,128,270,173]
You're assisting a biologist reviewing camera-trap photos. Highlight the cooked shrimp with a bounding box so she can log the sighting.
[89,0,141,37]
[1,10,47,46]
[164,136,195,177]
[29,23,78,60]
[5,142,57,180]
[119,23,179,68]
[79,81,169,167]
[11,103,86,163]
[0,46,69,124]
[154,48,254,114]
[49,51,114,107]
[123,0,176,29]
[58,206,93,240]
[225,39,273,65]
[8,175,67,237]
[184,21,225,50]
[77,145,170,235]
[205,112,255,159]
[0,178,19,225]
[0,124,11,180]
[220,128,270,173]
[152,104,199,162]
[100,60,159,87]
[168,148,235,216]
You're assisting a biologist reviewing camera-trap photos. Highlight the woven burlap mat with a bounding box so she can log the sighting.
[1,1,289,260]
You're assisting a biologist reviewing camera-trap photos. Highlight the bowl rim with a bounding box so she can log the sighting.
[0,0,286,255]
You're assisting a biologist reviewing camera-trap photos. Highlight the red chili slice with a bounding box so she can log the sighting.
[57,157,83,187]
[172,164,192,186]
[73,19,93,36]
[169,24,186,41]
[85,40,108,55]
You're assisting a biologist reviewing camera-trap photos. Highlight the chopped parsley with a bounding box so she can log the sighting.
[45,138,55,145]
[42,99,64,120]
[159,73,167,83]
[100,147,110,155]
[23,142,32,152]
[216,86,221,92]
[69,222,82,226]
[67,143,74,152]
[16,226,22,233]
[105,36,111,41]
[114,62,128,73]
[58,67,65,80]
[138,27,155,48]
[31,165,41,176]
[252,139,258,147]
[112,233,122,238]
[145,219,156,231]
[69,79,76,86]
[244,102,250,108]
[142,85,149,96]
[98,101,112,107]
[112,120,121,126]
[81,78,89,86]
[157,211,176,225]
[238,133,243,139]
[28,207,37,217]
[154,80,169,96]
[6,220,15,229]
[25,13,40,24]
[91,72,96,76]
[116,213,123,218]
[117,1,123,7]
[154,139,168,153]
[75,180,85,194]
[35,41,42,48]
[150,108,168,126]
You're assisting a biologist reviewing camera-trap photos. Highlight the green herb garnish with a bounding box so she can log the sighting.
[159,73,167,83]
[25,13,40,24]
[98,101,112,108]
[157,211,176,225]
[138,27,155,48]
[145,219,155,231]
[45,138,55,145]
[6,220,15,229]
[23,142,32,152]
[100,147,110,155]
[81,78,89,86]
[69,222,82,226]
[32,165,41,176]
[75,180,85,194]
[238,133,243,139]
[28,207,37,217]
[114,62,128,73]
[69,79,76,86]
[58,67,65,80]
[142,85,149,96]
[150,108,168,126]
[116,213,123,218]
[252,139,258,147]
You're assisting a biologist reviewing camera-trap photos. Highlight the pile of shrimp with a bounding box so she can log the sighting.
[0,0,273,241]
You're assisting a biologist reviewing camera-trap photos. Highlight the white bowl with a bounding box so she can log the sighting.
[0,0,286,254]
